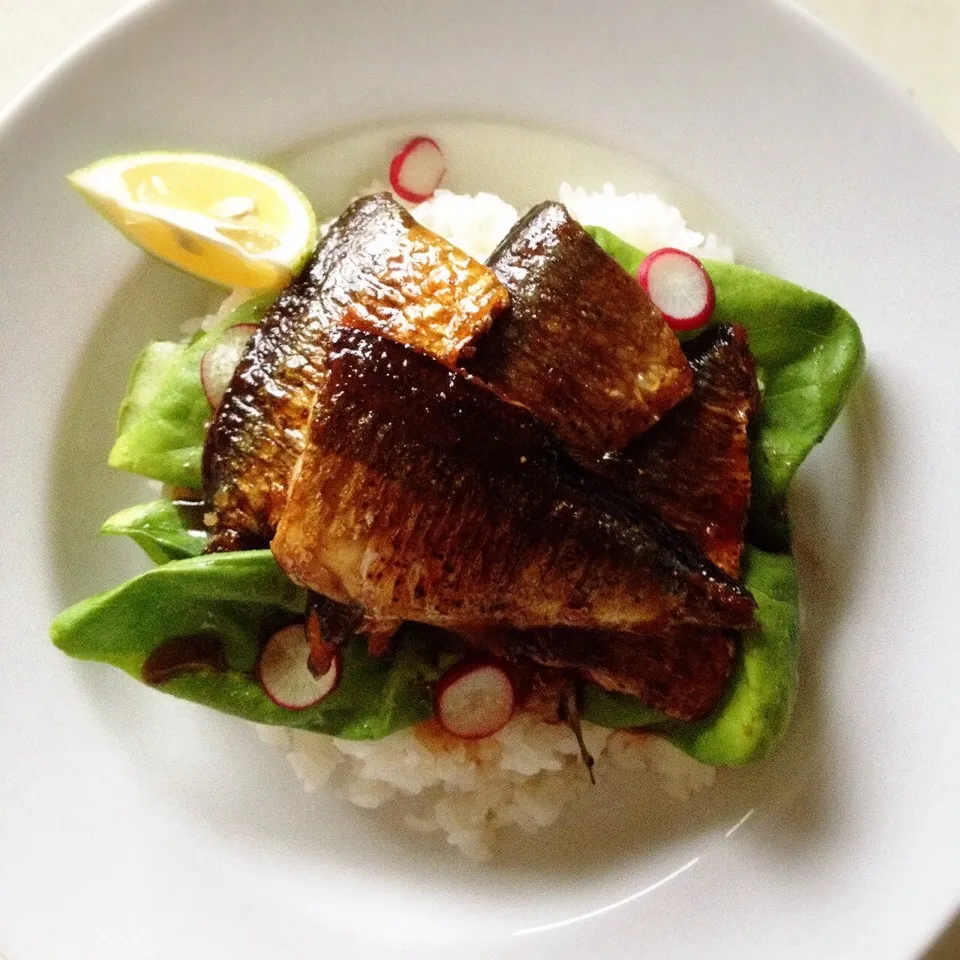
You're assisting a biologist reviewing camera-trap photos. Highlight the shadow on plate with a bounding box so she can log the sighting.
[760,370,888,856]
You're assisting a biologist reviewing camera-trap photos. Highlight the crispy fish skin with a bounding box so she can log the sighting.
[589,324,759,578]
[468,202,693,457]
[489,627,736,722]
[272,329,755,635]
[501,326,758,719]
[580,629,736,721]
[304,591,363,674]
[202,193,509,545]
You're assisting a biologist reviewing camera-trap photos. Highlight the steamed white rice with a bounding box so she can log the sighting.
[252,183,731,860]
[258,717,714,861]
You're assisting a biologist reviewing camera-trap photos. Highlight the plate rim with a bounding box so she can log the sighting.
[1,0,959,956]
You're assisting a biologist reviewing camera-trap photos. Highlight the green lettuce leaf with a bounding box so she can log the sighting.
[55,226,863,765]
[586,227,865,548]
[582,548,798,765]
[101,499,208,564]
[50,551,435,739]
[108,295,273,489]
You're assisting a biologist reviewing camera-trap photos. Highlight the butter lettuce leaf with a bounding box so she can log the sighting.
[573,228,861,762]
[582,548,799,765]
[50,551,435,739]
[108,295,272,489]
[670,549,798,765]
[101,499,208,564]
[586,227,865,548]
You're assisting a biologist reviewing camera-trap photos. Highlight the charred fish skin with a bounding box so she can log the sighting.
[589,324,759,577]
[202,193,510,546]
[580,630,737,722]
[468,202,693,458]
[272,328,755,636]
[455,622,734,722]
[496,627,736,722]
[472,327,757,720]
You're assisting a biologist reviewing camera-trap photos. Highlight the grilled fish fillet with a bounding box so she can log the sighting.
[517,326,757,719]
[592,324,759,578]
[490,626,736,721]
[468,202,693,457]
[468,324,758,720]
[572,326,757,718]
[272,328,755,635]
[202,193,509,548]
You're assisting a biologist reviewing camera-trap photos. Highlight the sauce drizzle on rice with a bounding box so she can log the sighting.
[260,715,715,860]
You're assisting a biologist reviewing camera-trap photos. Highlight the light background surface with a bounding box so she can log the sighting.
[1,0,957,957]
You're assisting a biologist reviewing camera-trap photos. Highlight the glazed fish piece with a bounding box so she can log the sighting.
[467,202,693,457]
[499,326,757,718]
[203,193,509,548]
[272,328,755,635]
[592,324,759,577]
[579,629,736,721]
[489,627,736,722]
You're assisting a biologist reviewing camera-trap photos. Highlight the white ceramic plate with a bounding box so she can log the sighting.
[2,0,959,957]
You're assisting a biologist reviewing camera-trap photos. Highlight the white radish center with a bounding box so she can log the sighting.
[439,665,513,737]
[259,624,338,709]
[646,252,710,320]
[396,140,444,199]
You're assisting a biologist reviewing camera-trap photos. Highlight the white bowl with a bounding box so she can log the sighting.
[1,1,958,957]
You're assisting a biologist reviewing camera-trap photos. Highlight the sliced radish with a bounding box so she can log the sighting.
[434,655,516,739]
[200,322,258,409]
[637,247,716,332]
[258,623,341,710]
[389,136,446,204]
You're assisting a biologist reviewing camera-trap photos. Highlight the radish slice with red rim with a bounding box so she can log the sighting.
[200,322,258,409]
[258,623,341,710]
[434,655,516,739]
[637,247,716,332]
[389,136,446,204]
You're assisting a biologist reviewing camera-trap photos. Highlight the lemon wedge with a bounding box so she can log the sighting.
[67,152,317,290]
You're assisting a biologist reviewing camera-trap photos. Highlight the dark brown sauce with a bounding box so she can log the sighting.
[142,634,228,685]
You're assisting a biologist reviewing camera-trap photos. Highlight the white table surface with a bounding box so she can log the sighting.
[1,1,957,957]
